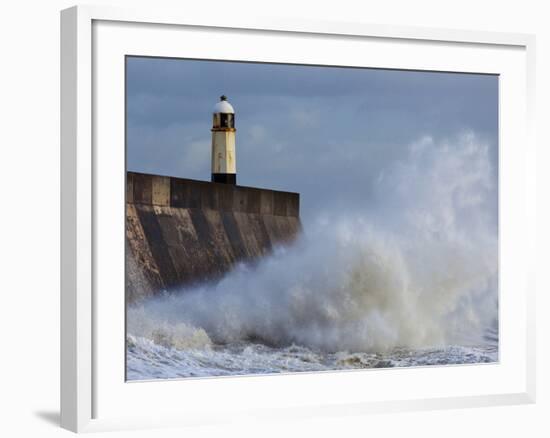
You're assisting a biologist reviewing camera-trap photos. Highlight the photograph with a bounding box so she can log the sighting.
[124,56,499,381]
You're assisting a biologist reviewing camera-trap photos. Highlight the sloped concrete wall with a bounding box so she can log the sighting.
[126,172,301,303]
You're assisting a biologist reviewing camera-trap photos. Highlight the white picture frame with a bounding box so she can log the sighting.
[60,4,536,433]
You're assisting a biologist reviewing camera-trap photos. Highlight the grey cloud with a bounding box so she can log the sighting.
[126,57,498,227]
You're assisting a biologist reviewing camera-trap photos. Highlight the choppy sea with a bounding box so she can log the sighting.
[126,327,498,380]
[126,134,499,381]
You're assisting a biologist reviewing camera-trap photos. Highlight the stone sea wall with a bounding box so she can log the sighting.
[126,172,301,303]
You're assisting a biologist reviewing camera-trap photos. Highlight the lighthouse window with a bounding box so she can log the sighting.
[220,113,234,128]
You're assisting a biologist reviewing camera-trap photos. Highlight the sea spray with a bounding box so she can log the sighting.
[127,132,498,362]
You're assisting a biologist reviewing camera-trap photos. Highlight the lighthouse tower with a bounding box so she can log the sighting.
[211,95,237,184]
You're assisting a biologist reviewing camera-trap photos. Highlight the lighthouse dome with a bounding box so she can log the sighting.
[213,95,235,114]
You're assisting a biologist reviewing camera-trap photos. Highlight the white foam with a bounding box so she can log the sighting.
[127,132,498,375]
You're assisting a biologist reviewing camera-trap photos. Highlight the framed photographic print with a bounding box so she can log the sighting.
[60,5,536,433]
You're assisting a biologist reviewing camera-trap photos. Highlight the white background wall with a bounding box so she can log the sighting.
[0,0,547,436]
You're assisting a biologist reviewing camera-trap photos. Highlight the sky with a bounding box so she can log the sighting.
[126,57,498,226]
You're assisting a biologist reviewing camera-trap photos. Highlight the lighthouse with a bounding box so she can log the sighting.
[211,95,237,184]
